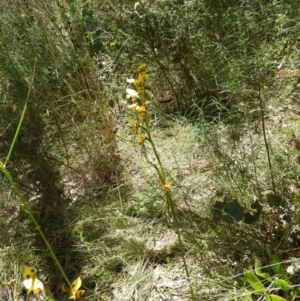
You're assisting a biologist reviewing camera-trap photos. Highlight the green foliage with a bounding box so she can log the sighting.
[1,0,300,300]
[213,193,293,224]
[127,187,162,218]
[93,0,300,121]
[213,198,245,223]
[243,255,298,301]
[244,269,265,294]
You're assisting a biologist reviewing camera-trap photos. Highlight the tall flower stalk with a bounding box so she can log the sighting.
[126,64,195,300]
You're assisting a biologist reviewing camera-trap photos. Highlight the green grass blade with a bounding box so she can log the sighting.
[4,58,36,166]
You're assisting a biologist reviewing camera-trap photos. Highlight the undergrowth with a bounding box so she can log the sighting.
[1,0,300,300]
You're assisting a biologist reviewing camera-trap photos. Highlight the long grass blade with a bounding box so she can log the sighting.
[4,58,37,166]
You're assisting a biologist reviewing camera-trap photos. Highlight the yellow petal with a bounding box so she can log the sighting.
[163,181,171,193]
[135,106,146,119]
[138,135,146,146]
[138,63,146,73]
[137,72,146,82]
[69,277,82,299]
[22,265,37,279]
[128,119,137,126]
[75,290,85,299]
[134,79,144,92]
[32,278,45,294]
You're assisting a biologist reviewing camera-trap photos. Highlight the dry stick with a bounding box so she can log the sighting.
[258,84,276,193]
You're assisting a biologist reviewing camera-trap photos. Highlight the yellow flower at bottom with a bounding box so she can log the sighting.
[22,266,45,295]
[69,277,83,300]
[23,277,45,295]
[136,106,146,119]
[163,181,171,193]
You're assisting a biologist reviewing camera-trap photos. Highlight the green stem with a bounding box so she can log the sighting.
[166,190,195,300]
[142,122,196,300]
[137,69,195,300]
[143,123,166,180]
[0,164,72,290]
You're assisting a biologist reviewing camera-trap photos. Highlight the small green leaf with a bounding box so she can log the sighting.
[267,194,284,207]
[213,201,224,222]
[265,294,287,301]
[255,258,270,279]
[244,269,265,293]
[270,254,284,274]
[213,199,245,223]
[274,278,292,291]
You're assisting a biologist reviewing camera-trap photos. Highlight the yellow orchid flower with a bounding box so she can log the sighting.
[134,79,144,92]
[136,106,146,119]
[128,119,137,126]
[69,277,85,300]
[163,181,171,193]
[23,277,45,295]
[128,119,139,134]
